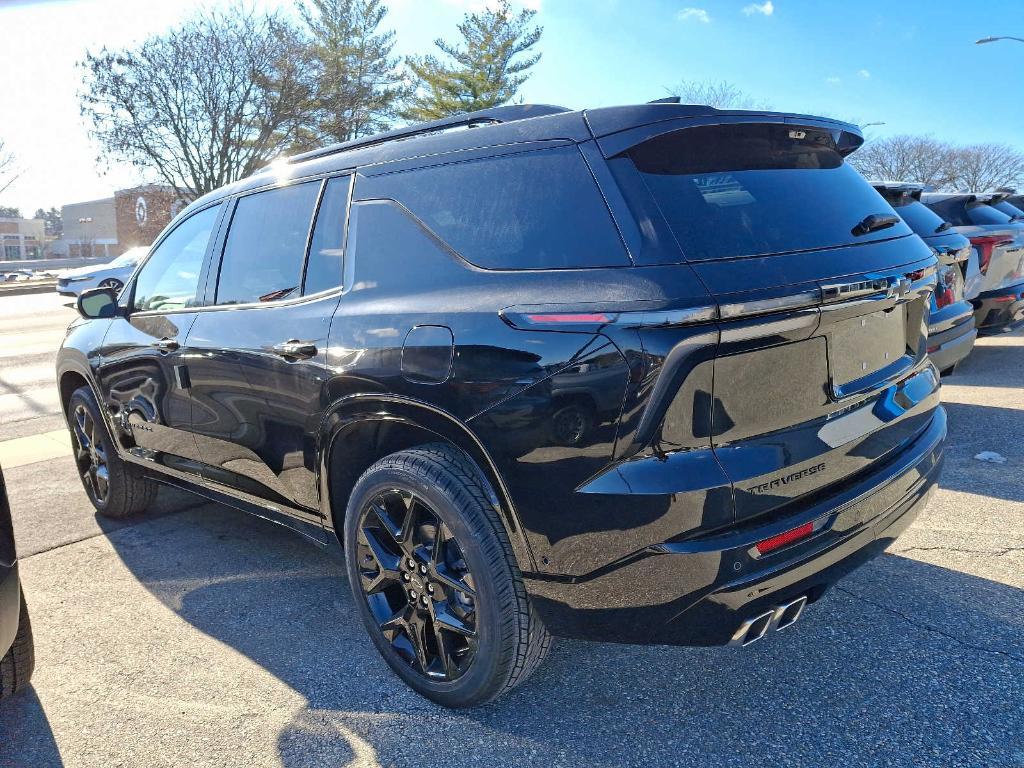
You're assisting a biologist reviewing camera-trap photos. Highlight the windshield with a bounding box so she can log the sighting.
[109,249,147,267]
[889,198,951,236]
[622,123,911,261]
[991,201,1024,221]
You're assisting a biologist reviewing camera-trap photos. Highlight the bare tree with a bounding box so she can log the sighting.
[848,135,1024,191]
[80,7,314,200]
[945,143,1024,192]
[847,135,956,188]
[666,80,771,110]
[0,140,23,198]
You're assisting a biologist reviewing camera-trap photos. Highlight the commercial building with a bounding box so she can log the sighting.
[0,217,45,260]
[60,184,184,258]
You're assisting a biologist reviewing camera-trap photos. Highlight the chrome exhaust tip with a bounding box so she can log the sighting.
[772,595,808,631]
[729,609,776,647]
[728,595,809,647]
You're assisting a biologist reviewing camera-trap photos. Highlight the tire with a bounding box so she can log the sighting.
[343,443,551,707]
[551,401,595,446]
[67,386,158,518]
[98,278,123,292]
[0,594,35,701]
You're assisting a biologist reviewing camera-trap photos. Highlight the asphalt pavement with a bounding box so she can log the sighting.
[0,293,1021,768]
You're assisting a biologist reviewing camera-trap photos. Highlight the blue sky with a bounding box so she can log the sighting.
[1,0,1022,213]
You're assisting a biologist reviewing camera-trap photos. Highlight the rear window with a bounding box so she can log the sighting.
[889,198,951,236]
[359,145,629,270]
[991,201,1024,221]
[622,123,911,261]
[966,203,1012,226]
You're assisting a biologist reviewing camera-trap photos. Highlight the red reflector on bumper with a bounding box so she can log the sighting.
[755,522,815,555]
[992,296,1015,303]
[525,313,611,323]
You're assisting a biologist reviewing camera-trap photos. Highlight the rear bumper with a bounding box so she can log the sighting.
[0,562,20,657]
[973,280,1024,330]
[526,407,946,646]
[927,316,977,372]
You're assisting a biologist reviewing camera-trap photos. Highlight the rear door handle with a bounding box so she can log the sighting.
[271,339,318,360]
[154,337,180,353]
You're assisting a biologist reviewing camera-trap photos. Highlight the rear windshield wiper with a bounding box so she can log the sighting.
[851,213,901,237]
[934,221,952,233]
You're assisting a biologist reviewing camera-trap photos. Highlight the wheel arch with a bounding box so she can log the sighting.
[317,395,536,572]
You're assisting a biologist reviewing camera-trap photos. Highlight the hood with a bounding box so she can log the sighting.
[58,264,100,279]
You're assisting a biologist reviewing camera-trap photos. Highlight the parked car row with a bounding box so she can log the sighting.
[870,183,1024,375]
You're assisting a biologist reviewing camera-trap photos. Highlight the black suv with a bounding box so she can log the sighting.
[57,103,946,707]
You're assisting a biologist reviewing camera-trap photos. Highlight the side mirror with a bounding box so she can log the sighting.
[77,287,121,320]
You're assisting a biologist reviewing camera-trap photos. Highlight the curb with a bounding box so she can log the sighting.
[0,282,58,298]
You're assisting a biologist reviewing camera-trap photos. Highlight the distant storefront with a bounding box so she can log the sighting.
[60,184,184,259]
[0,217,45,260]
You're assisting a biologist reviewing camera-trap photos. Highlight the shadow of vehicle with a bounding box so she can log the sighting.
[86,500,1024,768]
[0,688,64,768]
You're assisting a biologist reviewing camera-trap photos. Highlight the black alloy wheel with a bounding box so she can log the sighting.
[67,386,157,518]
[356,488,479,681]
[344,444,552,707]
[99,278,123,292]
[72,402,110,506]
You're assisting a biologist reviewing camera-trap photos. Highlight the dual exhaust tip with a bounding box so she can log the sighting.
[728,595,809,647]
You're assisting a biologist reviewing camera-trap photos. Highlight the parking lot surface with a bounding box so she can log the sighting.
[0,293,1021,768]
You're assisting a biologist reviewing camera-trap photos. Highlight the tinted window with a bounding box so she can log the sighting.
[889,199,950,236]
[132,204,221,312]
[362,145,629,270]
[991,201,1024,221]
[922,197,970,227]
[966,203,1012,226]
[623,123,911,261]
[216,182,320,305]
[303,176,350,295]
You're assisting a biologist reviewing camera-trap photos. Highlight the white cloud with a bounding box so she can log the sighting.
[742,1,774,16]
[825,76,841,85]
[858,69,871,79]
[678,7,711,23]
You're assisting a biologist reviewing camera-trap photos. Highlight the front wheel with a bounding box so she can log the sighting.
[98,278,123,292]
[343,444,551,707]
[67,386,158,518]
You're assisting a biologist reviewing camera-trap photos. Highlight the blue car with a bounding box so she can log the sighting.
[56,246,149,298]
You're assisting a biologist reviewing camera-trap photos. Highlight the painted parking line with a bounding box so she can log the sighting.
[0,429,71,469]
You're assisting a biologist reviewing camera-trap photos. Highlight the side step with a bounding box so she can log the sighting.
[728,596,809,647]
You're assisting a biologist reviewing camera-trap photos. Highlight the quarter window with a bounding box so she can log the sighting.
[303,176,351,295]
[132,203,221,312]
[216,182,320,305]
[358,145,630,270]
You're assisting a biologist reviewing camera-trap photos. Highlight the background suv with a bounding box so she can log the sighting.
[922,193,1024,331]
[872,182,976,374]
[58,102,945,707]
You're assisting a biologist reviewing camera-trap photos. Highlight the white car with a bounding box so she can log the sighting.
[55,247,149,298]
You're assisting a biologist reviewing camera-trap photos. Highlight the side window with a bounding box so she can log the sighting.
[357,145,630,270]
[303,176,351,295]
[132,204,221,312]
[215,181,320,305]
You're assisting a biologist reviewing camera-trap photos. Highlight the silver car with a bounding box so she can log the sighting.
[55,246,149,298]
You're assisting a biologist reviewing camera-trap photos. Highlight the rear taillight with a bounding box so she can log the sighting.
[934,266,958,309]
[755,522,815,555]
[971,235,1013,275]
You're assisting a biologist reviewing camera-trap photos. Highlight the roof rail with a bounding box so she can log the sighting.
[284,103,572,166]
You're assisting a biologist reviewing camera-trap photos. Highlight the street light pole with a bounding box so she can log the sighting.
[976,36,1024,45]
